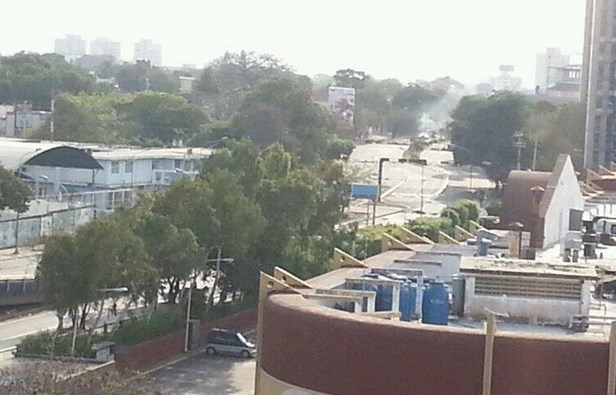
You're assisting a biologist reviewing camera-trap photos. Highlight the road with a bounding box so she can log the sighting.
[0,247,39,279]
[344,143,492,226]
[150,353,255,395]
[0,311,57,350]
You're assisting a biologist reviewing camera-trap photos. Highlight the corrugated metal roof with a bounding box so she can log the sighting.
[0,137,102,170]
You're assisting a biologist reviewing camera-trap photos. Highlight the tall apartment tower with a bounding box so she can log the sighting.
[54,34,86,61]
[582,0,616,168]
[133,39,162,67]
[90,37,122,62]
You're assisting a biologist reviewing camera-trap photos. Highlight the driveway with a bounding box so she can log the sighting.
[150,353,255,395]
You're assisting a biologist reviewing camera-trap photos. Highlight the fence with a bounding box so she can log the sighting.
[0,204,95,249]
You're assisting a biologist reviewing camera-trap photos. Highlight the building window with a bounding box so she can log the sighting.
[152,160,161,170]
[174,159,182,170]
[125,161,133,173]
[111,161,120,174]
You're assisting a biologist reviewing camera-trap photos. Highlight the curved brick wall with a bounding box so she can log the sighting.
[261,293,609,395]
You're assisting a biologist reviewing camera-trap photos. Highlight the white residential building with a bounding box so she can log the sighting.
[54,34,86,61]
[133,39,162,66]
[90,37,121,62]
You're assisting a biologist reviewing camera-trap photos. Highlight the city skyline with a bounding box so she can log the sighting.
[0,0,585,86]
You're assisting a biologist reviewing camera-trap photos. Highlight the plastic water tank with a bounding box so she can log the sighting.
[422,281,449,325]
[399,282,418,321]
[376,284,393,311]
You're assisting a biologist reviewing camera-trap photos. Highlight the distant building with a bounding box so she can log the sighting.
[490,65,522,92]
[54,34,86,61]
[500,154,584,249]
[327,86,355,126]
[133,39,162,66]
[179,76,196,94]
[534,48,581,103]
[0,105,50,137]
[582,0,616,168]
[90,37,121,62]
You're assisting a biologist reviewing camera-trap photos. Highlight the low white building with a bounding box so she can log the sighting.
[0,138,213,210]
[460,257,597,325]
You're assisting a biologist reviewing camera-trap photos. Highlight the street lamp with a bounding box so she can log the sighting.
[377,158,390,202]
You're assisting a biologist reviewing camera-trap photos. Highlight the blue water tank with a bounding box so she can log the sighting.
[422,281,449,325]
[376,284,393,311]
[399,282,417,321]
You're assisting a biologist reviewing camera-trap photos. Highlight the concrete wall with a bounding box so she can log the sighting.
[542,157,584,247]
[463,276,590,325]
[259,293,609,395]
[393,251,462,281]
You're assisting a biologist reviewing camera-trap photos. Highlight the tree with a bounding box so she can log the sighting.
[530,101,585,171]
[196,51,292,119]
[0,52,95,109]
[0,165,31,212]
[130,212,202,303]
[333,69,368,89]
[448,92,532,182]
[121,92,208,143]
[35,94,124,143]
[37,219,155,331]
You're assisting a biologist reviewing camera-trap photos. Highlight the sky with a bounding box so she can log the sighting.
[0,0,586,87]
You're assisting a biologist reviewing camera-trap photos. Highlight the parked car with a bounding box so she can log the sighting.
[205,328,256,358]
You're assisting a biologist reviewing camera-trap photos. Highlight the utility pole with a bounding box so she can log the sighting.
[513,132,526,171]
[50,97,55,141]
[532,134,538,171]
[420,163,424,214]
[377,158,389,202]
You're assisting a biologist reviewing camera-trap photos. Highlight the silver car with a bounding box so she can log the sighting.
[205,328,256,358]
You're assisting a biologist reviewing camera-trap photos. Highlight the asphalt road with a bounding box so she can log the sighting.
[0,311,57,350]
[345,143,493,227]
[150,353,255,395]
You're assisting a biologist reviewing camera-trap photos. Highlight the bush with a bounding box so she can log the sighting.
[407,217,453,242]
[17,331,103,358]
[110,309,183,346]
[440,208,461,229]
[451,199,480,224]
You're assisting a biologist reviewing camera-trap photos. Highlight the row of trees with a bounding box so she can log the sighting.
[37,139,350,329]
[319,69,452,137]
[448,92,585,182]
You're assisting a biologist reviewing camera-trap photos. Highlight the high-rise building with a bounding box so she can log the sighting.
[582,0,616,168]
[535,48,571,94]
[133,39,162,66]
[54,34,86,61]
[90,37,121,62]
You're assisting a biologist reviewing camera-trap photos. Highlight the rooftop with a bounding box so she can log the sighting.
[460,256,598,279]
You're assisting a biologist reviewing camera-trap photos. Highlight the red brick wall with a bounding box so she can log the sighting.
[261,294,609,395]
[114,309,257,370]
[114,330,185,370]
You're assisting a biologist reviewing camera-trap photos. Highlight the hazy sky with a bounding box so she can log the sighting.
[0,0,585,87]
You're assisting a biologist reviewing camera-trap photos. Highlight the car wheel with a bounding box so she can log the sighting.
[240,350,251,359]
[206,347,216,356]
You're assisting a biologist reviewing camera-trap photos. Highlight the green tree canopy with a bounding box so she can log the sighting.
[0,166,31,212]
[448,92,532,182]
[0,52,94,109]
